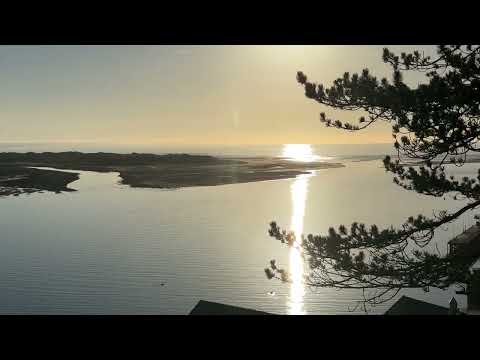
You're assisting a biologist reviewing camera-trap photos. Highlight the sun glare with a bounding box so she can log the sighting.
[282,144,321,162]
[287,172,314,315]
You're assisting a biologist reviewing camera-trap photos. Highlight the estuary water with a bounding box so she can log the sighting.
[0,146,475,314]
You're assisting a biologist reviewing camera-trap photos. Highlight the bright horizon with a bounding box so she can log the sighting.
[0,45,438,146]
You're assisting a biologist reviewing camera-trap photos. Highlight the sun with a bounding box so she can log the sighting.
[282,144,319,162]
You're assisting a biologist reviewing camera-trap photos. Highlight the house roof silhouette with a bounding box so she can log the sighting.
[385,296,461,315]
[189,300,272,315]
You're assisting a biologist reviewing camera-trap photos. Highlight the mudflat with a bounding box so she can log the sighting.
[0,166,79,197]
[0,152,345,195]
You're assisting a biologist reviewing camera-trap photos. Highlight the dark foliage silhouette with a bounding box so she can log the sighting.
[265,45,480,310]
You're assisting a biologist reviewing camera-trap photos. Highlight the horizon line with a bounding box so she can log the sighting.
[0,140,394,146]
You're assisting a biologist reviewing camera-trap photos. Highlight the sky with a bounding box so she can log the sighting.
[0,45,438,146]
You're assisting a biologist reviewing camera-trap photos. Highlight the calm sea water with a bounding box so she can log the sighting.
[0,142,394,159]
[0,144,475,314]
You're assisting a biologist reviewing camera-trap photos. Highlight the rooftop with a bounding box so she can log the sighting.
[189,300,273,315]
[470,256,480,274]
[385,296,460,315]
[449,224,480,245]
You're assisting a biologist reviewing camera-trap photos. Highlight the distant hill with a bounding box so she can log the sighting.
[0,152,223,166]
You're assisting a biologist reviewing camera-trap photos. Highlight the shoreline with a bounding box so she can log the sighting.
[0,166,79,197]
[0,152,344,196]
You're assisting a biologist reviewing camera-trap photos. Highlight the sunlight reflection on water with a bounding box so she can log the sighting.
[288,172,314,315]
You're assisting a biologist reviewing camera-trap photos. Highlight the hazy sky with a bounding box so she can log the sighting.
[0,45,438,146]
